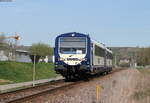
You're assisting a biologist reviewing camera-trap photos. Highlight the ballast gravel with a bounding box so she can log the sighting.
[24,69,140,103]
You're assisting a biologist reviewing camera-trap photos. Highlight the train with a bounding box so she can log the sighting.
[54,32,113,80]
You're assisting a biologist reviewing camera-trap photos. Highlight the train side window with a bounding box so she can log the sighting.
[95,45,105,57]
[107,52,113,59]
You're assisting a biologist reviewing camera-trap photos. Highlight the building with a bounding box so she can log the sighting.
[0,50,8,61]
[15,50,31,63]
[119,59,130,64]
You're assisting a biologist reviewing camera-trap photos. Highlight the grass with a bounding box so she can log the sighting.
[134,89,150,100]
[138,67,150,75]
[0,61,58,85]
[133,67,150,102]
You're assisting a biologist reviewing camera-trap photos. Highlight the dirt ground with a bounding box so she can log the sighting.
[27,69,141,103]
[0,79,13,84]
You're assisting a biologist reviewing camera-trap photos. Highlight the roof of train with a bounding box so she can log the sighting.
[92,39,106,49]
[92,39,113,54]
[57,32,88,37]
[106,48,113,54]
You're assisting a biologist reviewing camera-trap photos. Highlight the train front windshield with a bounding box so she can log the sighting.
[59,37,86,54]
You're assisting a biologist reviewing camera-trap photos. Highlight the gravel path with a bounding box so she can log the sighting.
[23,69,140,103]
[0,76,63,93]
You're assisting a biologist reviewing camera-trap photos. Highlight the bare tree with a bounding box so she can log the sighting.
[0,34,7,50]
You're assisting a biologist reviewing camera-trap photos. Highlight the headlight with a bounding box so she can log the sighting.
[59,58,65,61]
[80,58,87,61]
[87,62,90,64]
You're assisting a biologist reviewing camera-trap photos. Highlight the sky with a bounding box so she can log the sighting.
[0,0,150,47]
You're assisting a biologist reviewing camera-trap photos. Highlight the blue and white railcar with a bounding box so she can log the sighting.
[54,32,113,79]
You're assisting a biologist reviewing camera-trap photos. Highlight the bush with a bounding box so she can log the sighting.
[29,42,53,62]
[119,63,130,67]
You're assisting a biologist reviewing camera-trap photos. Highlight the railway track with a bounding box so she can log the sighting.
[0,79,69,103]
[0,68,126,103]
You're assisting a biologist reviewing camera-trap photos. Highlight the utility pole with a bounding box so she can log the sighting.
[14,33,20,61]
[114,55,117,68]
[33,54,36,86]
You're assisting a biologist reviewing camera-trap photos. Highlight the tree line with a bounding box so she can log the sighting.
[137,47,150,66]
